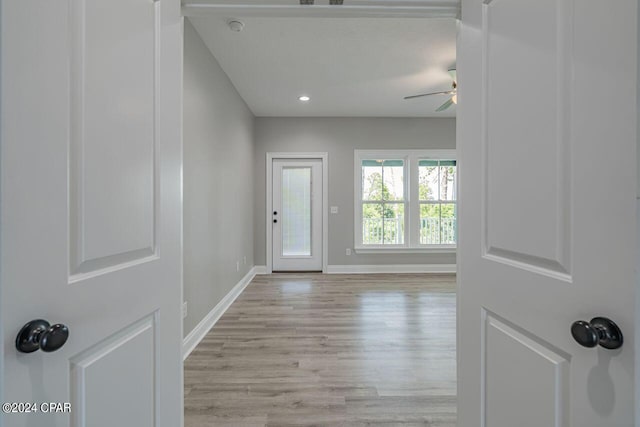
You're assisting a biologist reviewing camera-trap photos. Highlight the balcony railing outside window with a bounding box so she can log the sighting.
[362,217,456,246]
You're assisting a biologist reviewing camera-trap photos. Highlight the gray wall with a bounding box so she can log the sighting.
[183,20,254,337]
[636,2,639,421]
[254,117,456,267]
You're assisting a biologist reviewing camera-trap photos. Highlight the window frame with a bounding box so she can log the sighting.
[354,149,457,254]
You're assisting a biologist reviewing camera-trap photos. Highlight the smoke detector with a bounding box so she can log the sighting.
[227,20,244,32]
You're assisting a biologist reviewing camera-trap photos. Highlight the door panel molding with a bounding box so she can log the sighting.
[70,313,158,427]
[480,0,573,282]
[481,309,570,427]
[69,0,161,279]
[266,152,328,273]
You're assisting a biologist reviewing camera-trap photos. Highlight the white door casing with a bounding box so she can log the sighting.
[458,0,637,426]
[271,159,323,272]
[1,0,183,425]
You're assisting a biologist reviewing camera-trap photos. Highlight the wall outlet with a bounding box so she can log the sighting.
[331,206,339,214]
[182,301,188,319]
[236,261,240,272]
[346,248,351,256]
[243,256,247,265]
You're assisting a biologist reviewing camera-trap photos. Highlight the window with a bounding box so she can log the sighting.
[355,150,457,252]
[361,159,406,245]
[418,160,457,245]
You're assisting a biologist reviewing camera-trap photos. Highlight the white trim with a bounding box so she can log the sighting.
[326,264,457,274]
[182,3,460,19]
[182,266,258,360]
[356,149,457,159]
[354,247,456,254]
[266,152,329,274]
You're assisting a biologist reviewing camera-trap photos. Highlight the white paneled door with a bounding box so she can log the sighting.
[1,0,183,425]
[458,0,637,426]
[272,159,323,272]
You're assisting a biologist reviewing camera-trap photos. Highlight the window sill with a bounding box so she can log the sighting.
[354,247,457,255]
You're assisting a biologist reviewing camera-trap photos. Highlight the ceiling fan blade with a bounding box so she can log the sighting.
[404,90,454,100]
[448,68,457,82]
[436,97,454,112]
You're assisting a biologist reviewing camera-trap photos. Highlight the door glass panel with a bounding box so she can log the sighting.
[281,167,312,256]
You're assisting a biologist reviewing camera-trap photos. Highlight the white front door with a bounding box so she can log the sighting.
[1,0,183,425]
[458,0,637,426]
[272,159,323,272]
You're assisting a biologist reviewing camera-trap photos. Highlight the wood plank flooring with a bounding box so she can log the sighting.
[184,273,456,427]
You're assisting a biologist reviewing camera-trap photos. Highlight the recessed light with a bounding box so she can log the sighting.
[298,95,311,102]
[227,20,244,32]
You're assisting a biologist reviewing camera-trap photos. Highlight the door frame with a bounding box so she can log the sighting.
[182,2,459,19]
[266,152,328,274]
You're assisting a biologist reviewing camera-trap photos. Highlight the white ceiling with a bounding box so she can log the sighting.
[189,16,457,117]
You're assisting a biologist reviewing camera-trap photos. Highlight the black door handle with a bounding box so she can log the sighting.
[16,319,69,353]
[273,219,278,223]
[571,317,623,350]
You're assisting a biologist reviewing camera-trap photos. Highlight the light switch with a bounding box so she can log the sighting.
[330,206,339,214]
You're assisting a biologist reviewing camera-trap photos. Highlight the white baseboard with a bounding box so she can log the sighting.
[183,266,258,360]
[326,264,456,274]
[253,265,269,275]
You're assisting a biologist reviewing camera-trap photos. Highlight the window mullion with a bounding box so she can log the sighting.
[381,164,385,244]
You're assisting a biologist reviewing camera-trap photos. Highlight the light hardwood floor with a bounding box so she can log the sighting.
[184,273,456,427]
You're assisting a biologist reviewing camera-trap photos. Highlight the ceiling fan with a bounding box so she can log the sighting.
[404,69,457,112]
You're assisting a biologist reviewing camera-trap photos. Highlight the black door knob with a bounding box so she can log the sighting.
[273,219,278,223]
[16,319,69,353]
[571,317,623,350]
[274,211,278,215]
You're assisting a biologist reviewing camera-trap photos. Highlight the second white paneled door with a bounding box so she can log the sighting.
[457,0,637,425]
[272,159,323,271]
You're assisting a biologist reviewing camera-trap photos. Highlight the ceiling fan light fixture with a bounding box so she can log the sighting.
[403,68,457,112]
